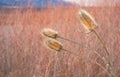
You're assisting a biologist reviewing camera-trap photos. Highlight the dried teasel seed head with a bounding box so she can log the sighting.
[44,38,63,51]
[41,28,58,38]
[78,10,98,33]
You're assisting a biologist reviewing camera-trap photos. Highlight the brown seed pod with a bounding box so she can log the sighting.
[41,28,81,46]
[41,28,58,38]
[44,38,63,51]
[78,10,98,33]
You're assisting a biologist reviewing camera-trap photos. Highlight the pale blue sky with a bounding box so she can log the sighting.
[0,0,65,7]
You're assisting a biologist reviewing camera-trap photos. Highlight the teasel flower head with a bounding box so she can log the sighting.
[44,38,63,52]
[78,10,98,33]
[41,28,58,38]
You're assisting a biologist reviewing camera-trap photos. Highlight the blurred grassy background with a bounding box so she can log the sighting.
[0,2,120,77]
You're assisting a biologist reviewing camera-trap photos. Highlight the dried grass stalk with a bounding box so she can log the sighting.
[44,38,63,51]
[41,28,58,38]
[78,10,98,33]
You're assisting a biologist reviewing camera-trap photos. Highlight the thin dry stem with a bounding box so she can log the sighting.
[57,35,81,46]
[62,48,111,77]
[93,30,117,77]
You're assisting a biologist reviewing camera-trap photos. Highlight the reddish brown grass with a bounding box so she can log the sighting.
[0,6,120,77]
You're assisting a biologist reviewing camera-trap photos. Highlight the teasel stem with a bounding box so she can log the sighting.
[62,48,111,77]
[59,35,108,66]
[58,35,107,65]
[93,30,109,56]
[62,48,82,58]
[84,46,111,74]
[57,35,81,46]
[94,61,112,77]
[92,30,111,66]
[92,30,116,77]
